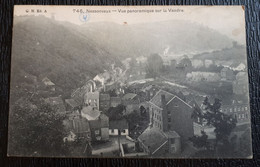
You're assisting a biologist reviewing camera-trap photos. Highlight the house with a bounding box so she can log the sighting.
[233,72,249,95]
[65,98,81,111]
[122,93,141,114]
[109,119,129,136]
[84,91,100,110]
[110,97,122,107]
[138,127,181,156]
[99,93,110,112]
[42,77,55,91]
[148,89,194,141]
[63,116,91,142]
[81,106,109,142]
[186,72,220,82]
[44,96,65,113]
[221,100,250,124]
[220,67,235,81]
[93,72,111,91]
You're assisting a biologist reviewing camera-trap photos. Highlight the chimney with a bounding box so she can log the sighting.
[161,94,166,109]
[161,94,168,132]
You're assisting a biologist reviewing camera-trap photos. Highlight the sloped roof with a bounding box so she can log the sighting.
[65,98,80,108]
[149,90,175,108]
[64,117,90,134]
[42,77,55,86]
[150,89,192,109]
[81,106,101,120]
[89,113,109,128]
[138,127,168,154]
[122,93,137,101]
[109,119,128,129]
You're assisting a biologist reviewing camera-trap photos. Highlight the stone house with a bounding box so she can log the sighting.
[109,119,129,136]
[81,106,109,142]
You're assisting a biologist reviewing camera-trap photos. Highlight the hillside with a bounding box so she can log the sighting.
[10,15,237,98]
[76,20,234,58]
[11,15,119,96]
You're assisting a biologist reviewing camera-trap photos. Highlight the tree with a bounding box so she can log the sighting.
[145,53,163,78]
[8,101,68,157]
[105,104,126,120]
[191,97,237,155]
[189,131,209,149]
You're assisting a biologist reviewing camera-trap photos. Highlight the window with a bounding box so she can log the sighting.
[230,108,233,112]
[238,114,241,119]
[95,130,100,135]
[242,114,245,118]
[170,138,175,144]
[238,107,240,111]
[122,129,126,133]
[242,107,244,111]
[246,114,248,118]
[234,108,237,112]
[245,107,248,110]
[168,118,171,122]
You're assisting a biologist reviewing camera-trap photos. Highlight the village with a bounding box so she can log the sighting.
[35,49,251,157]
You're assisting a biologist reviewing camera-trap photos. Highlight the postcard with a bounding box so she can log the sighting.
[8,5,252,158]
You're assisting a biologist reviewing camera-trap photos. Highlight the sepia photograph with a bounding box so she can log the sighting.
[7,5,252,158]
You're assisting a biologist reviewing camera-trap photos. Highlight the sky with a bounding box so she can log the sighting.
[14,5,246,44]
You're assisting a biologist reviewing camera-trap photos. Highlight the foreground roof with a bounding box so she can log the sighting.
[138,127,168,154]
[109,119,128,129]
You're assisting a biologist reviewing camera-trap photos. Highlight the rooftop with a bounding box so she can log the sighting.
[81,106,101,120]
[149,90,175,108]
[122,93,137,101]
[65,98,80,108]
[138,127,168,155]
[109,119,129,129]
[63,117,90,134]
[42,77,55,86]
